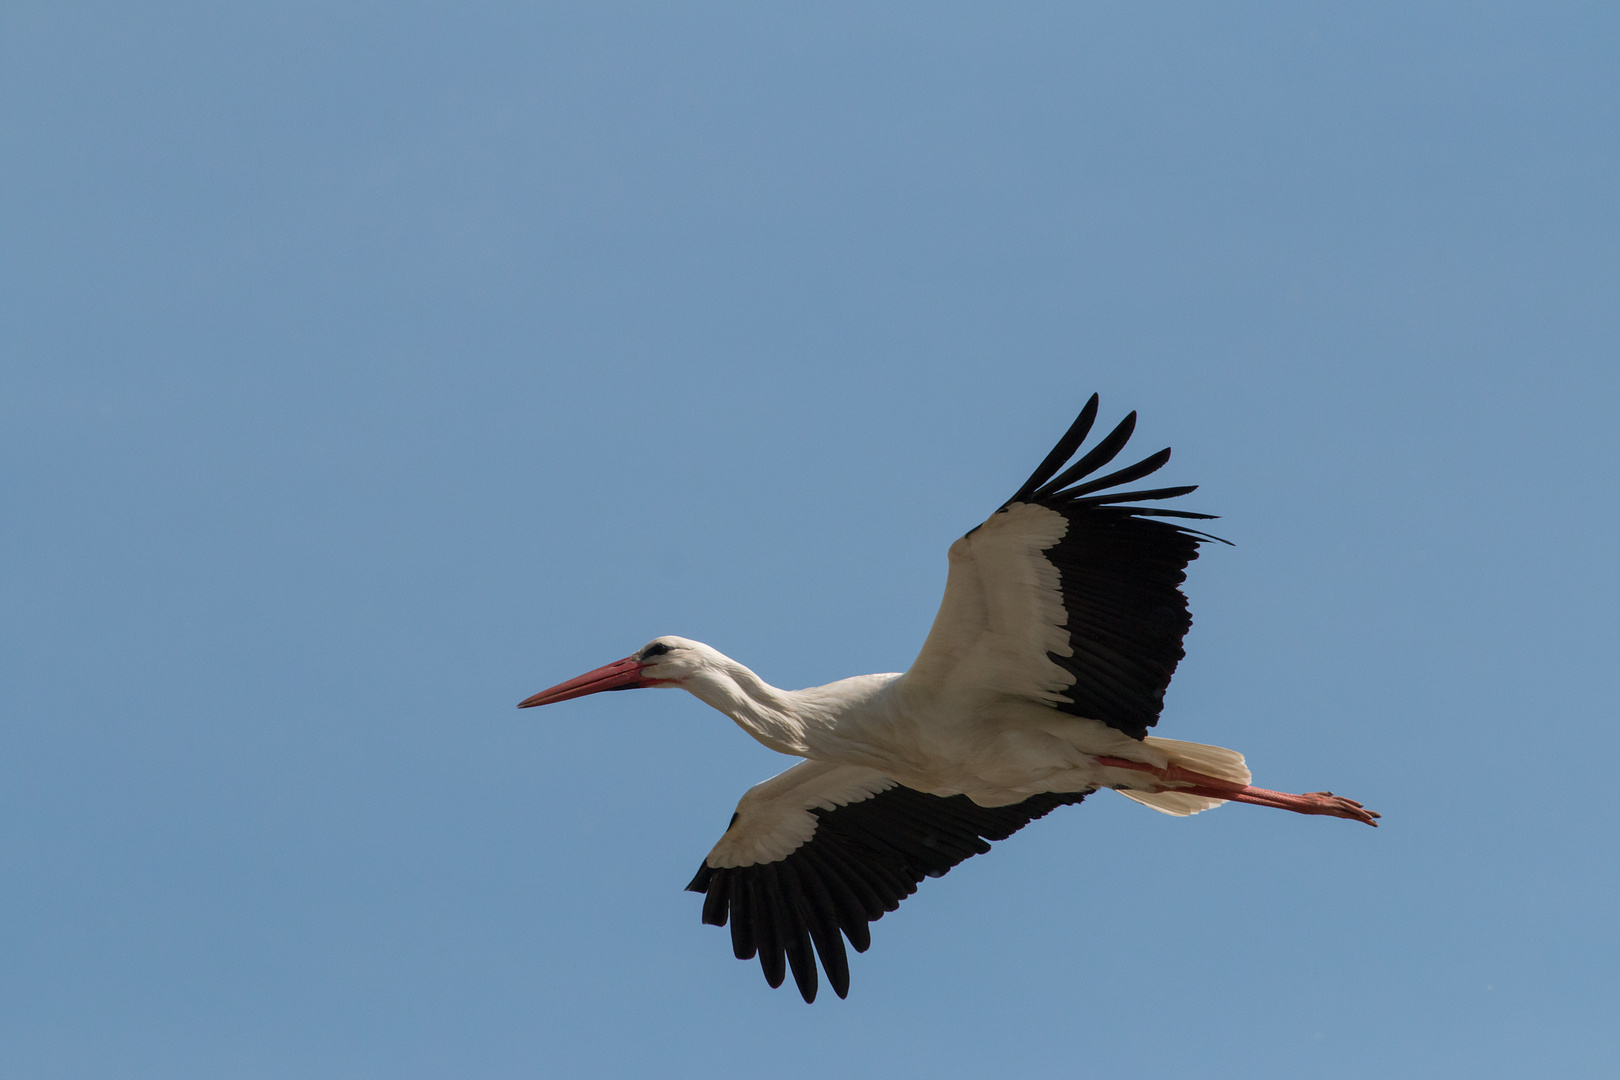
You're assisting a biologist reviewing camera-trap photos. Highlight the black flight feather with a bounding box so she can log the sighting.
[1032,410,1137,499]
[1009,393,1099,503]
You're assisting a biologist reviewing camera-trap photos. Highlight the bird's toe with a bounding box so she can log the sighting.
[1303,791,1379,826]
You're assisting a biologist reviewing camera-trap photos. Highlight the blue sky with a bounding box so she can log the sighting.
[4,3,1617,1077]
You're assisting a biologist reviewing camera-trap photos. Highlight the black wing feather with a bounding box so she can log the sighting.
[1031,410,1137,499]
[1009,393,1099,502]
[686,785,1087,1002]
[1074,484,1200,506]
[1063,445,1172,498]
[1005,398,1226,739]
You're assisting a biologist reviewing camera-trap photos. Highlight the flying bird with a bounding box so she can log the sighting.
[519,396,1376,1002]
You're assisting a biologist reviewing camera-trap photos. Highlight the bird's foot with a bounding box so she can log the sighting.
[1299,791,1380,826]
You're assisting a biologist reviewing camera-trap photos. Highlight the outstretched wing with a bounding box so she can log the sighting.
[903,395,1223,740]
[685,760,1086,1002]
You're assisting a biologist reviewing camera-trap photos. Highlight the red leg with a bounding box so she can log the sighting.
[1096,756,1380,826]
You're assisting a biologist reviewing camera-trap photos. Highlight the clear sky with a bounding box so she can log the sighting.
[4,3,1617,1077]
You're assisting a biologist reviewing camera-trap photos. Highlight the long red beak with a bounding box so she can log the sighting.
[518,656,648,708]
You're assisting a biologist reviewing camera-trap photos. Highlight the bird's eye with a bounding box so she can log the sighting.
[641,642,672,660]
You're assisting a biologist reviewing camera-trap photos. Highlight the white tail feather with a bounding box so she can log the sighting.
[1143,735,1251,785]
[1116,788,1226,816]
[1114,736,1252,817]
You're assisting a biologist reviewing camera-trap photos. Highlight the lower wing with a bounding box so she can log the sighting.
[685,760,1087,1001]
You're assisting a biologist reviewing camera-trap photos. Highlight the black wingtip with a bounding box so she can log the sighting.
[786,935,818,1003]
[994,403,1223,538]
[1075,483,1197,506]
[1008,395,1100,504]
[1033,410,1138,499]
[1062,445,1172,499]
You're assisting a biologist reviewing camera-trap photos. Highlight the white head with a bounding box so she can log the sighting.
[519,636,814,756]
[517,635,722,708]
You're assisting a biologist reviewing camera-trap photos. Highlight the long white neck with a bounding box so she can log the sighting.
[678,649,897,758]
[681,654,809,754]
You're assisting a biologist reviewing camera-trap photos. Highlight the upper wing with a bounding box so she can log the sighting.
[903,395,1223,740]
[685,760,1086,1002]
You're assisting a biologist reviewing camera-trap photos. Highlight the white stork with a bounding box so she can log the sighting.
[519,396,1376,1002]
